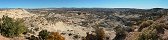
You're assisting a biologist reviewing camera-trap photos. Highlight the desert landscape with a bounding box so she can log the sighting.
[0,0,168,40]
[0,8,168,40]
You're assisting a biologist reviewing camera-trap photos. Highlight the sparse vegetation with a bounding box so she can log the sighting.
[138,29,159,40]
[26,30,65,40]
[95,28,105,40]
[85,29,105,40]
[0,8,168,40]
[138,24,159,40]
[137,21,166,40]
[38,30,50,40]
[47,32,65,40]
[113,26,127,40]
[85,32,97,40]
[138,20,154,31]
[84,27,105,40]
[0,15,27,37]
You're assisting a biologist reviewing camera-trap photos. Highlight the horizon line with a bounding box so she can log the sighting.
[0,7,167,9]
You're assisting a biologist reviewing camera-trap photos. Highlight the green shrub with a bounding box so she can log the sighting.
[38,30,65,40]
[138,20,154,31]
[113,26,127,40]
[138,29,159,40]
[137,22,164,40]
[38,30,50,40]
[0,15,27,37]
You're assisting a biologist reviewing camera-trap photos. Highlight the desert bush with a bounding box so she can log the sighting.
[38,30,65,40]
[84,27,105,40]
[95,28,105,40]
[137,22,165,40]
[138,20,154,31]
[83,20,106,40]
[113,26,127,40]
[0,15,27,37]
[47,32,65,40]
[152,23,165,34]
[138,29,159,40]
[85,32,97,40]
[138,27,159,40]
[38,30,50,40]
[85,29,105,40]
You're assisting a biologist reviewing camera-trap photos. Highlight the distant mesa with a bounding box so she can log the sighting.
[152,8,164,9]
[0,8,29,14]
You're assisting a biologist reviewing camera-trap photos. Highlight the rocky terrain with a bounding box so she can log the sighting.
[0,8,168,40]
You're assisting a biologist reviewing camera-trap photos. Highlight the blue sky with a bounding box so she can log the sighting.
[0,0,167,8]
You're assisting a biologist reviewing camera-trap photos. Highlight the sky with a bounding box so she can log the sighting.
[0,0,168,9]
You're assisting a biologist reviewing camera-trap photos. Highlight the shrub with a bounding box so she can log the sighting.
[138,29,158,40]
[47,32,65,40]
[84,27,105,40]
[38,30,65,40]
[95,28,105,40]
[137,22,164,40]
[38,30,50,40]
[138,20,154,31]
[149,23,165,34]
[113,26,127,40]
[85,32,97,40]
[0,15,27,37]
